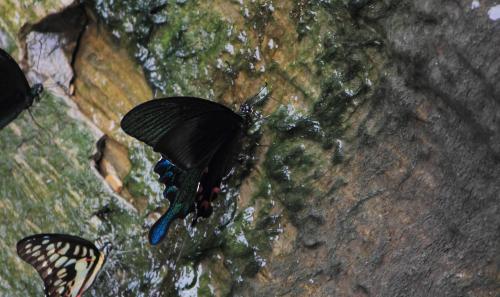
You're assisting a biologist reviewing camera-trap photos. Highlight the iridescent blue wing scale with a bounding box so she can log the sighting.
[150,161,209,245]
[154,158,181,203]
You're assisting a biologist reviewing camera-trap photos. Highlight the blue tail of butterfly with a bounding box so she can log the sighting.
[149,158,181,245]
[149,201,183,245]
[149,158,204,245]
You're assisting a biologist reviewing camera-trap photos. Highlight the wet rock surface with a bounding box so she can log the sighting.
[365,1,499,295]
[0,0,498,296]
[248,0,500,296]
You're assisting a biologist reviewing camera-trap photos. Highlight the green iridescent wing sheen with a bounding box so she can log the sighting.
[120,97,243,170]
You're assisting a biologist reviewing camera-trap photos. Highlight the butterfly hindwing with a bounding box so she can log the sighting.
[17,234,105,297]
[192,132,242,221]
[120,97,243,169]
[0,48,33,129]
[155,158,180,203]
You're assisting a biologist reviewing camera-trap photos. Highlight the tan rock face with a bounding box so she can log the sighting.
[72,19,152,142]
[1,0,72,37]
[104,173,123,193]
[1,0,498,296]
[94,135,131,180]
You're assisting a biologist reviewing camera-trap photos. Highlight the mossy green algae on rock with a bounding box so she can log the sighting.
[87,0,385,296]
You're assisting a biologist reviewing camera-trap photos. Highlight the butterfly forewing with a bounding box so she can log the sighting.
[155,109,242,168]
[17,234,105,297]
[121,97,243,170]
[0,48,33,129]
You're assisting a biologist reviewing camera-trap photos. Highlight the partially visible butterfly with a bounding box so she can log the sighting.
[0,48,43,130]
[17,233,112,297]
[121,87,269,245]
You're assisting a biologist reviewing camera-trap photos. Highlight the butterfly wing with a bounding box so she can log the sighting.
[121,97,243,169]
[155,158,182,203]
[194,134,242,219]
[0,48,32,129]
[206,134,242,189]
[17,234,106,297]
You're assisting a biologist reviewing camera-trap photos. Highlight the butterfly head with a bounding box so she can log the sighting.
[30,83,43,102]
[239,84,270,129]
[95,238,113,257]
[239,103,254,128]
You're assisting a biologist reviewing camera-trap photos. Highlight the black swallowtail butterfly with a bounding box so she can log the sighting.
[0,48,43,130]
[121,89,268,245]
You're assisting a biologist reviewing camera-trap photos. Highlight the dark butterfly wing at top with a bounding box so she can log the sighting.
[121,97,243,170]
[17,233,106,297]
[0,48,33,129]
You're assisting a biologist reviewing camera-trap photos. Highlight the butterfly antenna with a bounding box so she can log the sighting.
[255,143,271,147]
[35,38,44,74]
[267,94,281,105]
[15,138,28,150]
[112,249,137,255]
[174,238,186,267]
[27,108,54,142]
[159,235,186,290]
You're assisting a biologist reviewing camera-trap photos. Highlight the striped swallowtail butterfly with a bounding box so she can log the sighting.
[17,234,111,297]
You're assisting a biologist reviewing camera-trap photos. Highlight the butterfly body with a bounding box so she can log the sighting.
[0,48,43,130]
[17,234,111,297]
[121,92,268,245]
